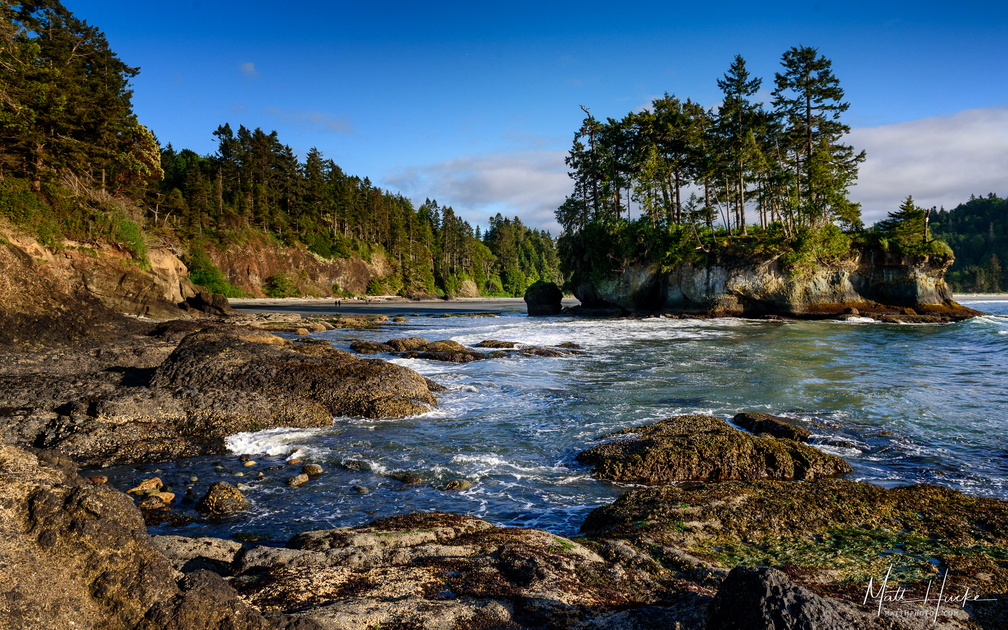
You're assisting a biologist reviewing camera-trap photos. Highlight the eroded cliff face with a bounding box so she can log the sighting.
[209,240,394,297]
[574,248,959,317]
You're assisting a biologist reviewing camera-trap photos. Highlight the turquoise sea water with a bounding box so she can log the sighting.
[101,300,1008,541]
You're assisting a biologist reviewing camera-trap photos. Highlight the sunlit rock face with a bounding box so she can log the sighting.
[574,249,961,319]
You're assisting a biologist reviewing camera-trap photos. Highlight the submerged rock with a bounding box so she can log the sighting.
[576,414,851,484]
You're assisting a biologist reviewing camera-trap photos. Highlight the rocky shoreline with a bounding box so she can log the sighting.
[2,241,1006,628]
[4,311,1007,628]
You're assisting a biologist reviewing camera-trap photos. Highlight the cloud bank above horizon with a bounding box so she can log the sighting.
[388,107,1008,233]
[850,107,1008,224]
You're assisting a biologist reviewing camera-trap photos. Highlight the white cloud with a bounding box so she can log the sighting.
[263,107,353,135]
[848,107,1008,224]
[239,62,258,77]
[386,151,571,233]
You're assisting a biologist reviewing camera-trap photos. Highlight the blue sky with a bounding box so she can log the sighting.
[64,0,1008,233]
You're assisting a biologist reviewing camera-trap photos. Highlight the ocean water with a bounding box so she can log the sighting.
[100,300,1008,541]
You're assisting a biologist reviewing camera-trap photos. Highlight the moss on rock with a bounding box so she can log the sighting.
[575,415,851,485]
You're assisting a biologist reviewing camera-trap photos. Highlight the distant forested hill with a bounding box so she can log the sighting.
[0,1,560,299]
[931,194,1008,292]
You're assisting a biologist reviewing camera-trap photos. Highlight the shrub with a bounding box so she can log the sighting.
[263,273,300,298]
[187,248,247,297]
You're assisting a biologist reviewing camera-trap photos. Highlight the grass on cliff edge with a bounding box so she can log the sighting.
[0,177,151,269]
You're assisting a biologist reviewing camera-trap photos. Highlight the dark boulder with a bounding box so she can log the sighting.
[576,414,851,485]
[181,287,237,317]
[707,566,869,629]
[349,339,394,354]
[151,328,439,422]
[732,412,812,442]
[524,281,563,316]
[386,336,430,352]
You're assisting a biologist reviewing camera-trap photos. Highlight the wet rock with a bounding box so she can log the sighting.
[349,340,393,354]
[302,464,324,476]
[576,414,851,484]
[286,474,309,488]
[128,476,164,495]
[195,481,251,515]
[475,339,520,348]
[411,339,490,363]
[445,479,473,491]
[386,336,429,352]
[151,328,439,425]
[525,280,564,316]
[138,494,172,511]
[390,471,424,484]
[340,459,371,472]
[732,412,812,442]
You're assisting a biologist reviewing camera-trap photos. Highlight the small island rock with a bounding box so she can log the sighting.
[524,280,563,316]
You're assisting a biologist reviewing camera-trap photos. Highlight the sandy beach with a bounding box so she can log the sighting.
[956,293,1008,302]
[228,296,581,317]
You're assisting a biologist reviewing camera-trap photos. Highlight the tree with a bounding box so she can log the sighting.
[713,54,764,234]
[0,1,140,191]
[877,195,927,248]
[771,46,865,228]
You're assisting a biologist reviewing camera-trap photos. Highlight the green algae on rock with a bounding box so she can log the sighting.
[576,414,852,485]
[580,477,1008,623]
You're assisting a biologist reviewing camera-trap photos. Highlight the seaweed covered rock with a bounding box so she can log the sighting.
[581,478,1008,627]
[525,280,564,316]
[195,481,251,515]
[576,415,851,484]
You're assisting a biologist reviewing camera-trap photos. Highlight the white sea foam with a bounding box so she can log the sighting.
[225,427,329,458]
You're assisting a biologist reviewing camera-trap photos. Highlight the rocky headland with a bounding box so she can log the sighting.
[568,249,981,322]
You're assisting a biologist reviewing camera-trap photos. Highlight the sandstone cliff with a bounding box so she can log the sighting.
[572,247,974,320]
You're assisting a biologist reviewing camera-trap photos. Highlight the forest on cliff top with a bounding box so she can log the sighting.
[0,1,560,299]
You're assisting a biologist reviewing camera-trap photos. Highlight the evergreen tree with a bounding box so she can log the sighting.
[771,45,865,229]
[713,54,763,234]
